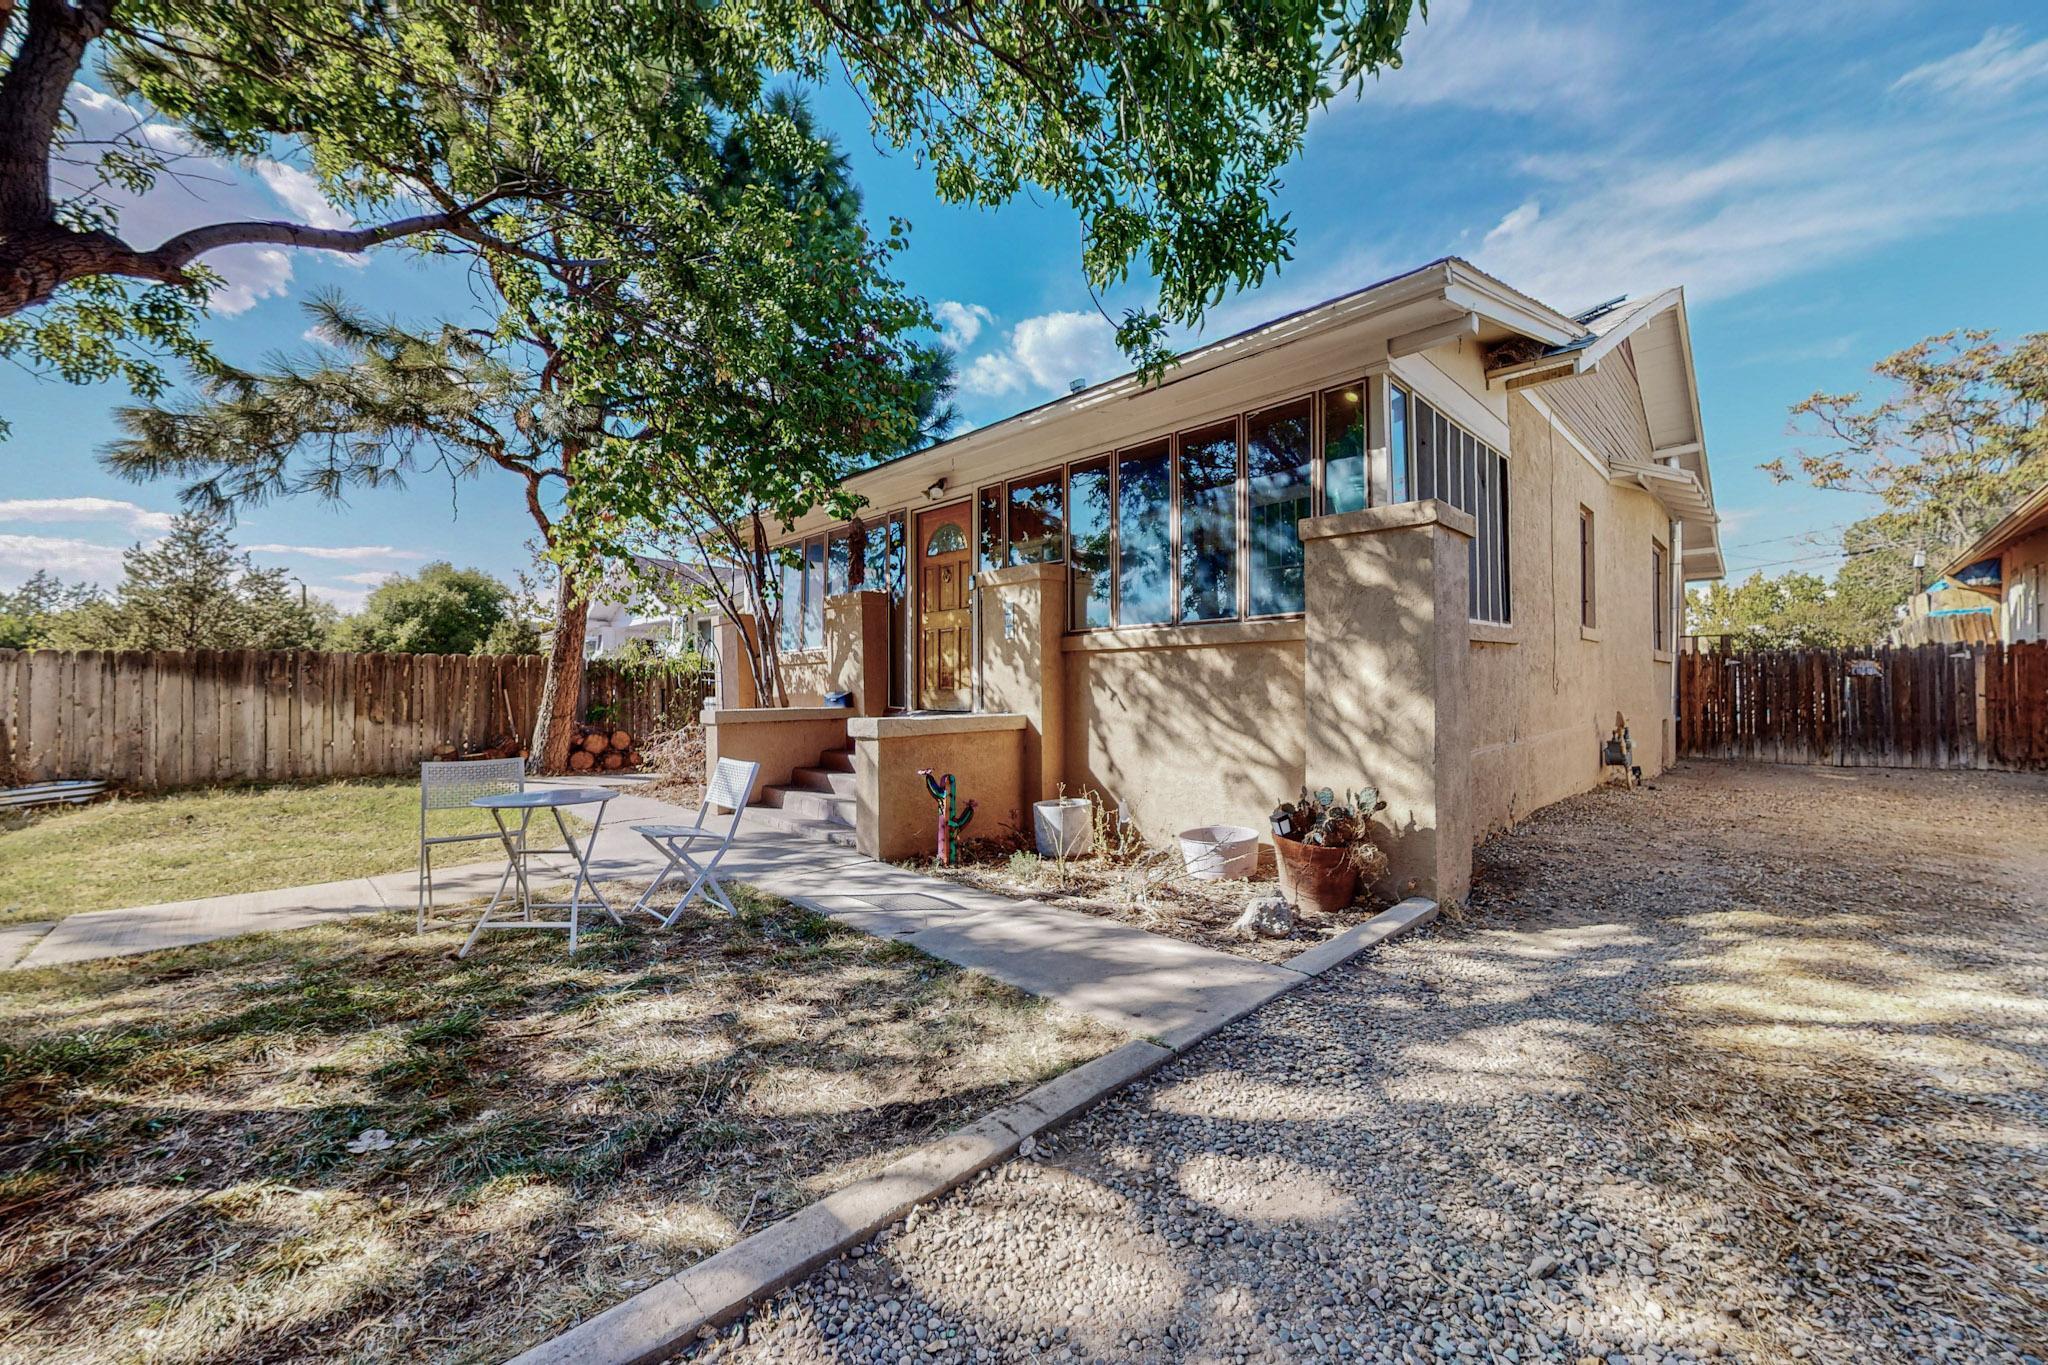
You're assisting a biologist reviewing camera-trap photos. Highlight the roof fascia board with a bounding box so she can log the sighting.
[1941,480,2048,578]
[1442,268,1584,347]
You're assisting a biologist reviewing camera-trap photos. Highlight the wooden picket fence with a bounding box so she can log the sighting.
[0,649,710,789]
[1678,641,2048,770]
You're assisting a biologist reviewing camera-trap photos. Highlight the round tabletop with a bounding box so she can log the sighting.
[471,788,618,810]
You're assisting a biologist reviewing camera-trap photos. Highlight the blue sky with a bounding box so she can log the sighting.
[5,0,2047,608]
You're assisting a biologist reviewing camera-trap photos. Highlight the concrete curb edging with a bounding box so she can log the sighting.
[508,894,1440,1365]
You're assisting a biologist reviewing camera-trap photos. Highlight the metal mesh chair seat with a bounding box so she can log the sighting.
[417,757,526,930]
[630,758,759,926]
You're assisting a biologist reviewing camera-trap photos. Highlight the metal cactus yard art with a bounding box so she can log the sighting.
[918,769,976,865]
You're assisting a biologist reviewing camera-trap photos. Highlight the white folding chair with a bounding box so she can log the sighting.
[629,758,759,926]
[417,757,527,931]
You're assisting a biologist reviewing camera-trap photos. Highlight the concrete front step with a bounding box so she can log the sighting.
[790,765,858,797]
[816,749,855,774]
[746,805,860,848]
[761,785,856,826]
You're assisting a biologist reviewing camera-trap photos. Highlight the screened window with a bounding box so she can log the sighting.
[1068,458,1113,629]
[1116,440,1173,625]
[977,484,1004,572]
[1008,470,1065,564]
[1178,421,1239,622]
[1321,386,1367,516]
[1247,399,1312,616]
[1405,396,1511,626]
[1652,542,1668,650]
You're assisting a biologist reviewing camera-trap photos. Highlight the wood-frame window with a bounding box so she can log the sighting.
[1067,457,1113,630]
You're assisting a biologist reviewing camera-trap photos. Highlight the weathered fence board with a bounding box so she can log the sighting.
[1679,641,2048,771]
[0,649,708,788]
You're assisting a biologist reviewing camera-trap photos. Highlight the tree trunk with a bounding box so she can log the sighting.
[532,569,588,772]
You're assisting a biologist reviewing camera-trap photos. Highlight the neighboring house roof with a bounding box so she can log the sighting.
[838,256,1722,578]
[1941,476,2048,584]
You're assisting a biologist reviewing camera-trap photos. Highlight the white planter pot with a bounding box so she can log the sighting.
[1033,798,1094,859]
[1178,824,1261,880]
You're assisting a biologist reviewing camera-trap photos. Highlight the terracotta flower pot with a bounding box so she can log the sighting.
[1272,835,1360,913]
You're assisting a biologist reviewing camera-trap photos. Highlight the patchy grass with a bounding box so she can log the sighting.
[0,884,1119,1363]
[0,779,584,924]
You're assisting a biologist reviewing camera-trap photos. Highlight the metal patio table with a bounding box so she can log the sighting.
[460,787,620,956]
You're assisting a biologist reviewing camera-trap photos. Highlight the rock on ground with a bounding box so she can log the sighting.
[680,762,2048,1365]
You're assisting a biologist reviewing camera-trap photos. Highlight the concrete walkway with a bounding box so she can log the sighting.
[5,778,1308,1042]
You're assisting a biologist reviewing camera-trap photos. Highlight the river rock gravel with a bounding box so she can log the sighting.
[682,762,2048,1365]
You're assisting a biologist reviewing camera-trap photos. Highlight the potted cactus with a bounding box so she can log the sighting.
[1269,785,1390,913]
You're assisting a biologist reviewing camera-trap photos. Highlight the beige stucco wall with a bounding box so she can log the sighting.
[701,706,850,806]
[851,714,1027,861]
[1463,391,1676,834]
[1058,624,1305,841]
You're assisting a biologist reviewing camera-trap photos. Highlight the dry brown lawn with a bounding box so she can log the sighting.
[0,885,1119,1364]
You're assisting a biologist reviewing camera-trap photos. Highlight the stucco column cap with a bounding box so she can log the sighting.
[702,705,853,725]
[848,713,1028,740]
[977,562,1069,588]
[1299,498,1475,543]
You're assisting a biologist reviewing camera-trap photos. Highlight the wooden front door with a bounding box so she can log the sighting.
[916,502,973,711]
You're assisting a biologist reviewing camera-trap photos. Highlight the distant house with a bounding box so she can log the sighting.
[702,258,1724,901]
[582,555,722,661]
[1936,478,2048,644]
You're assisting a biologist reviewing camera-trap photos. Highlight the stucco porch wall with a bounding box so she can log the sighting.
[701,706,850,807]
[1462,392,1676,833]
[1057,621,1306,843]
[849,714,1028,862]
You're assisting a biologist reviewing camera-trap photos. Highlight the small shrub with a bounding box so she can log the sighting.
[1006,850,1042,880]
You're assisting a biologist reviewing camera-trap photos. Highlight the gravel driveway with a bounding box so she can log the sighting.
[685,762,2048,1365]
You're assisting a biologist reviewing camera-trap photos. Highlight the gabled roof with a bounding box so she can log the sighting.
[848,257,1588,487]
[1485,287,1723,579]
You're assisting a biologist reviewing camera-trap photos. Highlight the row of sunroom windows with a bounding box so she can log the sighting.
[778,381,1512,652]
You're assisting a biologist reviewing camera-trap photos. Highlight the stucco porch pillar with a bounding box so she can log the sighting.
[974,562,1068,805]
[1300,499,1475,903]
[824,590,892,715]
[713,613,759,710]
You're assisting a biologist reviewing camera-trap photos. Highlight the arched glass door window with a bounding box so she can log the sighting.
[925,522,967,555]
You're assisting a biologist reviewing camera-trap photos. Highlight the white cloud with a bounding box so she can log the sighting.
[253,160,352,231]
[309,584,373,611]
[1349,0,1631,116]
[959,310,1127,400]
[245,543,426,562]
[1469,118,2048,311]
[335,570,399,586]
[1484,202,1541,246]
[0,497,174,532]
[959,352,1027,398]
[0,534,130,586]
[205,246,295,315]
[1893,26,2048,103]
[932,300,994,350]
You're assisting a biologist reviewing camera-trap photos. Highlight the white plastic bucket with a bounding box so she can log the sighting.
[1033,798,1094,859]
[1178,825,1260,880]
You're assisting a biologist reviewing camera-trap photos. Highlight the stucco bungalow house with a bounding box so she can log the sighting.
[702,258,1724,901]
